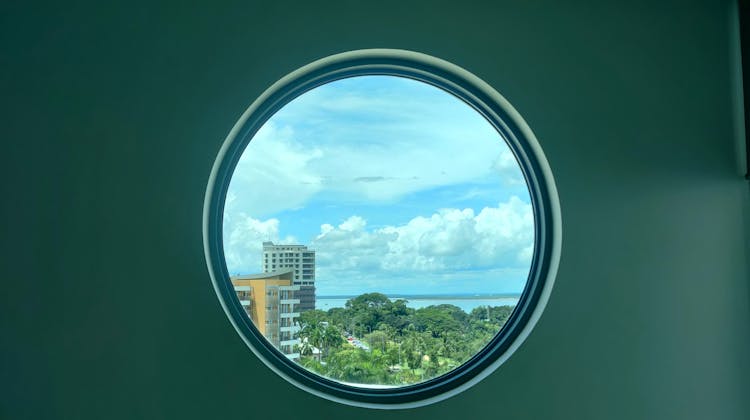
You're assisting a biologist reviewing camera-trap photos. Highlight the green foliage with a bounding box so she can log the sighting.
[295,293,516,386]
[470,305,513,325]
[364,330,388,352]
[345,292,391,310]
[298,309,328,327]
[296,312,344,358]
[413,304,466,337]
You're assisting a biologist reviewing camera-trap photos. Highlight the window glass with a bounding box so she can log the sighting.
[222,75,534,387]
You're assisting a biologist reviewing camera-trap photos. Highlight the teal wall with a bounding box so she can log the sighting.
[2,1,749,419]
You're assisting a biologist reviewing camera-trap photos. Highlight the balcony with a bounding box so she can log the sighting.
[280,339,300,347]
[280,325,301,333]
[280,312,300,318]
[280,298,300,305]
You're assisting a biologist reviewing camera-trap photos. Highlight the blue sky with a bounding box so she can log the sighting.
[223,76,534,296]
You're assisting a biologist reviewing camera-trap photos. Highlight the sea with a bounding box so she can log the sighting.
[315,294,520,314]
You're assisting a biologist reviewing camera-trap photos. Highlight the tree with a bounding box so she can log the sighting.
[413,305,464,337]
[380,299,412,333]
[321,323,343,357]
[325,347,390,384]
[325,307,349,332]
[293,293,513,386]
[298,337,314,356]
[364,330,388,353]
[298,309,328,328]
[345,293,391,311]
[470,305,514,326]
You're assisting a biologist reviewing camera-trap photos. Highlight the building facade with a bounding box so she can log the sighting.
[231,269,301,360]
[262,241,316,312]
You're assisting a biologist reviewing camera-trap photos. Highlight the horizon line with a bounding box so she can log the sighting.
[316,292,522,299]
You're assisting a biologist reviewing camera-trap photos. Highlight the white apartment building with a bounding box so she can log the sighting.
[262,241,316,312]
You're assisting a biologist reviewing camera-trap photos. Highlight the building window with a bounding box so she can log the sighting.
[204,49,560,408]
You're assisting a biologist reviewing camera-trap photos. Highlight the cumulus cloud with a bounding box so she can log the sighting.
[223,211,297,274]
[223,195,533,293]
[221,76,535,294]
[311,196,533,280]
[492,148,526,186]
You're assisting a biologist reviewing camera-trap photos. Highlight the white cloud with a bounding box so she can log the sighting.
[310,196,534,284]
[227,75,523,217]
[492,148,526,186]
[226,122,323,218]
[222,212,297,274]
[223,196,533,293]
[474,196,535,266]
[221,76,535,294]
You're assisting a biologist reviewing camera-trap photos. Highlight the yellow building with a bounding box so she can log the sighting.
[231,269,301,360]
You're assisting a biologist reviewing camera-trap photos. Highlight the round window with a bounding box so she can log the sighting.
[203,49,560,408]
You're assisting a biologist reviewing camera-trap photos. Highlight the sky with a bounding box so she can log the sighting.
[223,75,534,296]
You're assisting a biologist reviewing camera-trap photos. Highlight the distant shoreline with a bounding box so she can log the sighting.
[317,293,521,300]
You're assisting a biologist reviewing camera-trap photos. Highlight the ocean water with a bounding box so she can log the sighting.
[316,296,519,314]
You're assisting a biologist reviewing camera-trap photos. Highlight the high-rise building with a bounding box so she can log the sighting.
[262,241,316,312]
[231,269,300,361]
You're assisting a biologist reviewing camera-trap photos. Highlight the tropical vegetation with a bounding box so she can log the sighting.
[294,293,514,385]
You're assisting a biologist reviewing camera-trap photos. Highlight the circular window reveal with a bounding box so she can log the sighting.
[204,49,560,408]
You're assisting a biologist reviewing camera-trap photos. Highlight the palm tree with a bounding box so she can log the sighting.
[321,324,343,358]
[297,323,324,360]
[298,337,314,356]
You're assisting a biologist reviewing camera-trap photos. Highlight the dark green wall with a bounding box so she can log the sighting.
[2,1,748,419]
